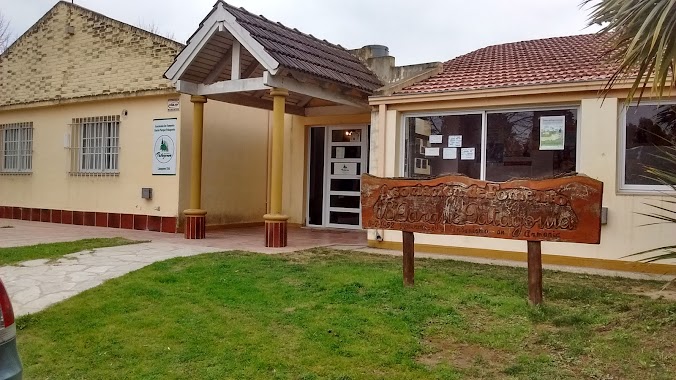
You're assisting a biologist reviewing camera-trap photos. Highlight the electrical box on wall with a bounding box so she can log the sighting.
[141,188,153,200]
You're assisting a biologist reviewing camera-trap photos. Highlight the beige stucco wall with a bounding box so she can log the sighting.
[372,96,675,263]
[0,95,181,217]
[178,95,270,226]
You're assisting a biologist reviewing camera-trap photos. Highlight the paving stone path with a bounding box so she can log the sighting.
[0,242,220,316]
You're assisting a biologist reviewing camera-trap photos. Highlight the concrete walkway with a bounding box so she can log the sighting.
[1,242,220,316]
[0,218,366,316]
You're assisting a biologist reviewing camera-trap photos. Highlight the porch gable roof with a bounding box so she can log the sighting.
[165,1,381,115]
[222,3,382,93]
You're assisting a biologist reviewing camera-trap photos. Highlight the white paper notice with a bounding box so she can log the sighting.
[448,135,462,148]
[335,146,345,159]
[334,162,358,175]
[539,116,565,150]
[443,148,457,160]
[460,147,475,160]
[429,135,443,144]
[424,147,440,157]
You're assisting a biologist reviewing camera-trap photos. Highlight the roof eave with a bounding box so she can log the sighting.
[369,79,623,106]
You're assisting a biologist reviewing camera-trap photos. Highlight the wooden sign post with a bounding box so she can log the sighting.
[361,174,603,305]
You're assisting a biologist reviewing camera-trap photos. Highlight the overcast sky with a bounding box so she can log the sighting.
[1,0,601,65]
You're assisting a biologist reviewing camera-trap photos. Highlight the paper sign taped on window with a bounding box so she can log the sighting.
[425,147,440,157]
[539,116,565,150]
[443,148,457,160]
[448,135,462,148]
[429,135,443,144]
[460,147,475,160]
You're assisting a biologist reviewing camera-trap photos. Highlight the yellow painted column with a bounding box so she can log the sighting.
[184,95,208,239]
[264,87,289,247]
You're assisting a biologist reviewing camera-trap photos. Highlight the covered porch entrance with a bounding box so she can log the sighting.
[164,1,381,247]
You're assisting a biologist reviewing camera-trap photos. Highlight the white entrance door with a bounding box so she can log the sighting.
[323,126,368,229]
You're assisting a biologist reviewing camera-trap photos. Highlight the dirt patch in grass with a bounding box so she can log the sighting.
[630,282,676,301]
[417,336,510,369]
[634,289,676,301]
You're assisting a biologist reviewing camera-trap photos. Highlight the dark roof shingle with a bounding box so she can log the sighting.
[396,34,617,95]
[222,2,382,92]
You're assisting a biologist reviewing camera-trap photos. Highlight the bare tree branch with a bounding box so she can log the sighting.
[136,19,175,41]
[0,12,14,54]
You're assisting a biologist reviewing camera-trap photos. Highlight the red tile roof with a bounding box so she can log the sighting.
[221,2,382,92]
[396,34,617,95]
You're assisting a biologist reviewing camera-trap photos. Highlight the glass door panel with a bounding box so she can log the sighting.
[324,125,368,229]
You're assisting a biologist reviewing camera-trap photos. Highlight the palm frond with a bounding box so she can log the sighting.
[641,203,676,215]
[583,0,676,103]
[625,245,676,263]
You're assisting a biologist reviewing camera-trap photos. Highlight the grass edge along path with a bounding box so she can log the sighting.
[16,249,676,380]
[0,238,143,266]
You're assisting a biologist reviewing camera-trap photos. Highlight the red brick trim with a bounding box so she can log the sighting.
[0,206,177,233]
[184,214,206,239]
[265,219,288,248]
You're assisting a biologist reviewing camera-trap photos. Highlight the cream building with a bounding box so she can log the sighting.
[0,1,270,233]
[1,1,674,274]
[367,35,676,273]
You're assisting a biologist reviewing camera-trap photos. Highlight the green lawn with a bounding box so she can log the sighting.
[16,249,676,379]
[0,238,141,266]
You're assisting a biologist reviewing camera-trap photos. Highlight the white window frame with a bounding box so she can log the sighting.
[399,105,581,180]
[0,122,33,174]
[69,116,120,175]
[618,102,676,193]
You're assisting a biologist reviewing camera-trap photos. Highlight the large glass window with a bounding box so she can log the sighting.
[404,114,482,179]
[622,103,676,190]
[69,115,120,175]
[403,108,578,181]
[486,110,577,181]
[0,122,33,174]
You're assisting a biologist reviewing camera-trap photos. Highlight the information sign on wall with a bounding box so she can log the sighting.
[153,118,177,175]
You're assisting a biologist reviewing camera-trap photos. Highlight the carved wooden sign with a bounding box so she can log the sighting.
[361,174,603,244]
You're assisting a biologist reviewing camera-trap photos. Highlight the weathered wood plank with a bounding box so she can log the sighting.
[402,231,415,287]
[361,174,603,244]
[527,240,543,305]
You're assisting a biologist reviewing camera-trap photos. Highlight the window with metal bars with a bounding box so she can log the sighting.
[0,122,33,174]
[69,116,120,175]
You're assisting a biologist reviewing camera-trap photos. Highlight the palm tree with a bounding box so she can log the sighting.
[583,0,676,103]
[584,0,676,262]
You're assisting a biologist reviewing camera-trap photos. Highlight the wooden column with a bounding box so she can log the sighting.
[527,241,543,305]
[402,231,415,286]
[184,95,207,239]
[264,88,289,247]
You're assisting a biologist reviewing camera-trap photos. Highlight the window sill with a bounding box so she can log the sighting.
[68,172,120,177]
[0,171,32,176]
[617,188,676,196]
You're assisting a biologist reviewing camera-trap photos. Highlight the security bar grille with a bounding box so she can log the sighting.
[0,122,33,174]
[68,115,120,176]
